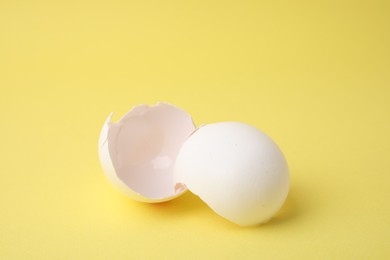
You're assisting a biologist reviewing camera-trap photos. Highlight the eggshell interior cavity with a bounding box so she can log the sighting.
[98,102,195,202]
[173,122,290,226]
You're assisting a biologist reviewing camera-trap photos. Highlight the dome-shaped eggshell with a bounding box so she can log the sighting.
[173,122,290,226]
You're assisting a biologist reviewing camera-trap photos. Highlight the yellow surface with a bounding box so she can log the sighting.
[1,0,389,259]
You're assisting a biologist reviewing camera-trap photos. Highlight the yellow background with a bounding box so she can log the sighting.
[1,0,389,259]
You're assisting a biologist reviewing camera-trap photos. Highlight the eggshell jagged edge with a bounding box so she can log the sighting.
[98,103,193,203]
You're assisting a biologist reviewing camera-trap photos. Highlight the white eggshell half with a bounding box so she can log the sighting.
[173,122,290,226]
[98,102,195,203]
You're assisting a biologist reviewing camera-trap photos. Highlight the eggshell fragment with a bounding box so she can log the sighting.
[173,122,290,226]
[98,102,195,202]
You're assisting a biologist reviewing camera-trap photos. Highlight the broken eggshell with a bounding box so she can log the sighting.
[173,122,290,226]
[98,102,290,226]
[98,102,195,202]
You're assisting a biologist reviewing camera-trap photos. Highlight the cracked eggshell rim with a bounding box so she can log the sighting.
[98,102,195,203]
[98,113,151,202]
